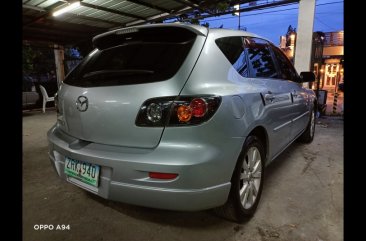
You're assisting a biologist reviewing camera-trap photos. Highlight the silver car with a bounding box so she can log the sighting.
[47,23,316,222]
[23,75,40,108]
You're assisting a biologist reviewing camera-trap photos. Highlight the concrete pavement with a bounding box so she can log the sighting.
[23,110,343,241]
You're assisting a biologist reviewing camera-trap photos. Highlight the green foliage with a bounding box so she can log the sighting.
[189,18,200,25]
[215,2,230,13]
[23,45,37,73]
[176,0,230,26]
[22,44,56,75]
[201,0,230,15]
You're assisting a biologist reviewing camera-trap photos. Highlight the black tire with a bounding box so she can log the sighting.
[298,107,316,143]
[214,135,265,223]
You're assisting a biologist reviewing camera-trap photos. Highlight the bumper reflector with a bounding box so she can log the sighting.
[149,172,178,180]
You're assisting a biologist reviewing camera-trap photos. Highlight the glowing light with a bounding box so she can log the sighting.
[53,2,80,17]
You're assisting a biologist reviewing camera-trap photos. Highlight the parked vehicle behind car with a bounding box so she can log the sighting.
[22,74,40,108]
[47,24,316,222]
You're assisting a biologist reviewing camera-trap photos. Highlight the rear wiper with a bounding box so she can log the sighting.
[82,69,154,79]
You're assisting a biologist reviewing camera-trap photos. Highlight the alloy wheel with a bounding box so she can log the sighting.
[239,147,262,209]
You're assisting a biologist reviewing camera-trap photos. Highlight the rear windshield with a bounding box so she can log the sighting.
[64,27,197,87]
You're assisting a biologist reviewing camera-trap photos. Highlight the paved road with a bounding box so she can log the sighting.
[23,110,343,241]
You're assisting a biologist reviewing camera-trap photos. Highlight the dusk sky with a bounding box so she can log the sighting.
[201,0,343,45]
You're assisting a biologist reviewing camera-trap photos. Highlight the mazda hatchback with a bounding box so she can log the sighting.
[47,23,316,222]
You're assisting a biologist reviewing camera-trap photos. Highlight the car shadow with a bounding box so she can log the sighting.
[22,110,41,116]
[84,142,303,227]
[263,142,301,181]
[85,192,232,227]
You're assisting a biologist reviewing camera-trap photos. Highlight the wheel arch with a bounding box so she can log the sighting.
[228,125,269,184]
[220,125,268,221]
[248,126,269,165]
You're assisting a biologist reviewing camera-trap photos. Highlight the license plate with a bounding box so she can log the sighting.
[64,157,100,187]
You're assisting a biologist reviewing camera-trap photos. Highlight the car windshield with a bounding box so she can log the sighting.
[64,27,197,87]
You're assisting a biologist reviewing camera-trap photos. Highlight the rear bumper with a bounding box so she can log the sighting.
[47,125,244,211]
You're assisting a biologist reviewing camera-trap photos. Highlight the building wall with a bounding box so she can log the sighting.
[323,46,343,56]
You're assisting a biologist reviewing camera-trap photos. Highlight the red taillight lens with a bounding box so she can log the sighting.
[190,98,207,117]
[149,172,178,179]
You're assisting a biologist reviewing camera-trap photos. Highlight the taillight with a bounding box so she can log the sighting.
[146,103,162,123]
[54,92,63,115]
[190,98,207,117]
[177,105,192,122]
[54,93,59,114]
[55,93,65,126]
[135,96,221,127]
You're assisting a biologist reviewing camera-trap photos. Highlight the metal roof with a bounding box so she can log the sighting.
[23,0,298,46]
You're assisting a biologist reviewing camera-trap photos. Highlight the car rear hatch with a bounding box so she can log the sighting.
[57,24,207,148]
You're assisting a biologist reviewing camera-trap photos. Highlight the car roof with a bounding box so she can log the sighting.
[93,23,274,47]
[207,28,273,44]
[163,23,274,45]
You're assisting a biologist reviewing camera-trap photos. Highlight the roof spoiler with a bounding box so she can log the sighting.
[93,23,208,50]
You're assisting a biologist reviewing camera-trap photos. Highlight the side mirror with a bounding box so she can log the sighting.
[299,71,315,83]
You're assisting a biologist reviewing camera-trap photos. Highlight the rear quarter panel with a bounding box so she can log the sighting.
[178,30,274,181]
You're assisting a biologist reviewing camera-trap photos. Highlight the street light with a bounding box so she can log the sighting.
[53,1,80,17]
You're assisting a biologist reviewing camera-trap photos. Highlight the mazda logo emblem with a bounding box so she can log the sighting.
[76,96,88,112]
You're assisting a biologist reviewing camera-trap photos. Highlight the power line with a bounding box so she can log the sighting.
[315,12,343,14]
[316,0,343,6]
[249,12,342,15]
[315,16,337,31]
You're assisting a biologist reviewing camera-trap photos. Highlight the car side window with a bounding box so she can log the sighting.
[215,37,249,77]
[271,45,299,81]
[244,37,278,79]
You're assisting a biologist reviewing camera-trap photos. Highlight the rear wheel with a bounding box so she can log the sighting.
[214,136,265,222]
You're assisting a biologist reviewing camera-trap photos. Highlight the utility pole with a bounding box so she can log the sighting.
[294,0,316,88]
[234,4,240,30]
[238,10,240,30]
